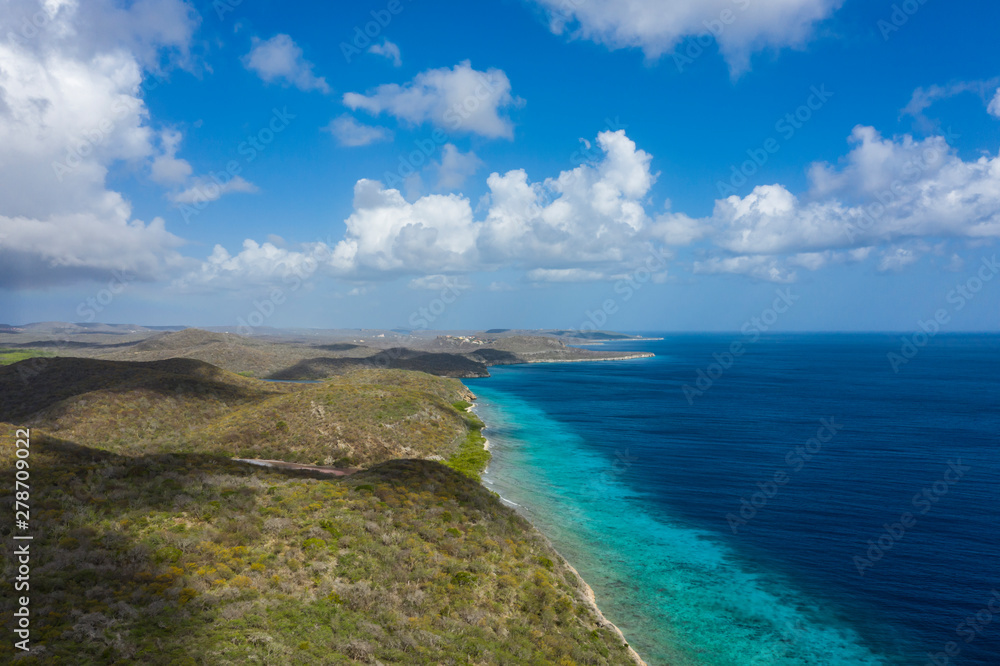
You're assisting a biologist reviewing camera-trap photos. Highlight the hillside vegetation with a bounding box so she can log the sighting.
[1,358,476,468]
[0,357,641,665]
[0,428,637,664]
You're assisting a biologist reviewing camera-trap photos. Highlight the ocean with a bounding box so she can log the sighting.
[464,334,1000,665]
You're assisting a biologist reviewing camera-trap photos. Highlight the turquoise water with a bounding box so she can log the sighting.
[465,335,1000,665]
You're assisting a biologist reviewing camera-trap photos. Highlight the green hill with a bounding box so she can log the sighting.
[1,358,476,468]
[0,358,641,665]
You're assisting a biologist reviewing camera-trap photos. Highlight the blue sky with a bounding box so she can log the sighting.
[2,0,1000,331]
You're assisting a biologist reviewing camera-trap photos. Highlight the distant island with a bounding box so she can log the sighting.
[0,324,650,664]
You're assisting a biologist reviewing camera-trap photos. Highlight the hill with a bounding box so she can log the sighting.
[269,349,490,380]
[0,426,640,664]
[1,358,479,469]
[0,328,655,382]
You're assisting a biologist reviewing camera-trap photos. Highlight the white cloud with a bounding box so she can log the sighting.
[989,88,1000,119]
[324,114,393,147]
[712,126,1000,259]
[527,268,606,282]
[532,0,843,74]
[650,211,708,246]
[150,128,192,184]
[4,0,200,71]
[877,246,922,272]
[368,39,401,66]
[331,179,480,275]
[434,144,483,190]
[408,274,469,290]
[698,125,1000,280]
[343,60,521,139]
[0,0,195,288]
[478,130,659,268]
[693,255,798,283]
[174,240,326,291]
[170,175,258,205]
[243,34,330,93]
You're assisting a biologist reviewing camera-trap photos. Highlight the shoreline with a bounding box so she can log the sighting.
[496,352,655,366]
[466,401,647,666]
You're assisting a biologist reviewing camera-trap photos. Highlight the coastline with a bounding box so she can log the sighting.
[467,400,647,666]
[519,352,655,364]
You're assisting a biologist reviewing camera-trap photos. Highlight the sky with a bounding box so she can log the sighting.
[2,0,1000,332]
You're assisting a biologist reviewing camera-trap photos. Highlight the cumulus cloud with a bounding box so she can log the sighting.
[532,0,843,73]
[368,39,402,66]
[243,34,330,93]
[324,114,393,147]
[0,0,195,288]
[332,179,480,275]
[174,240,327,291]
[170,175,258,205]
[699,125,1000,280]
[343,60,521,139]
[477,130,658,268]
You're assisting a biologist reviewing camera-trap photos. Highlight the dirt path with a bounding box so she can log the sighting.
[234,458,360,476]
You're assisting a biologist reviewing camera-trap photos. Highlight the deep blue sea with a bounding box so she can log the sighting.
[464,334,1000,666]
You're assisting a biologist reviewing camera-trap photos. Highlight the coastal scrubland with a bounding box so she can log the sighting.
[0,357,640,665]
